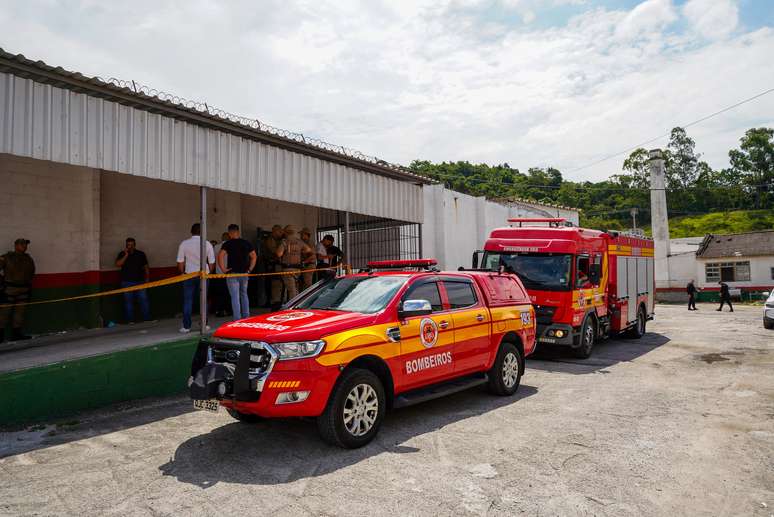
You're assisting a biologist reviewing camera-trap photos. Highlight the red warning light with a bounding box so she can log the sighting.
[366,259,438,269]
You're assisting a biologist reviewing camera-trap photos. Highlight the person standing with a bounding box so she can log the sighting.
[115,237,151,323]
[218,224,257,321]
[300,228,317,290]
[686,279,698,311]
[316,234,336,280]
[0,238,35,342]
[212,232,230,317]
[263,225,285,311]
[716,281,734,312]
[276,225,313,302]
[176,223,215,333]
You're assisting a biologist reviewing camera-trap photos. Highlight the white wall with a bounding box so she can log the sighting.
[0,154,100,274]
[697,256,774,289]
[422,185,581,270]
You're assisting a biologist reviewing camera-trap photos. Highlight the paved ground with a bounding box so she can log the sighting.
[1,304,772,516]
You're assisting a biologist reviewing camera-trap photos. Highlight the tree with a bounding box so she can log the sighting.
[729,128,774,209]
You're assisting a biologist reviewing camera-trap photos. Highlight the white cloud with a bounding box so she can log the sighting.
[0,0,771,183]
[683,0,739,40]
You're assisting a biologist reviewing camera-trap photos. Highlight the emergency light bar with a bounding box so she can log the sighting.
[507,217,570,228]
[366,259,438,270]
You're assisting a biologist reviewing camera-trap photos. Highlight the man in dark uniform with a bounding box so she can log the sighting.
[115,237,151,323]
[686,279,698,310]
[716,281,734,312]
[0,238,36,342]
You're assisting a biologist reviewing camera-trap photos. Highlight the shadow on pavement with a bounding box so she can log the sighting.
[0,395,196,458]
[159,384,538,488]
[527,332,671,374]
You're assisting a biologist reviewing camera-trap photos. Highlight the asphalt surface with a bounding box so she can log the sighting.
[1,304,773,516]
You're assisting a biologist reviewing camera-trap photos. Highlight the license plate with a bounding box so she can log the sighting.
[193,399,220,412]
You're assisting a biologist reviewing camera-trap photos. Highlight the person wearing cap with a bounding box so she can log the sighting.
[299,227,317,290]
[0,238,36,342]
[263,225,286,311]
[276,225,313,302]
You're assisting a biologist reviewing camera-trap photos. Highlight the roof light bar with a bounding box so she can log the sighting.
[507,217,570,228]
[366,259,438,270]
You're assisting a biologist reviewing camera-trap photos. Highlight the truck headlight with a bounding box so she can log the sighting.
[271,340,326,360]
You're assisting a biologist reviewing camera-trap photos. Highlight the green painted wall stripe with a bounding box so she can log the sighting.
[0,337,198,426]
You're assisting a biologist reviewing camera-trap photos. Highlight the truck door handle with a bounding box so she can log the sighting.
[439,320,449,329]
[476,314,485,322]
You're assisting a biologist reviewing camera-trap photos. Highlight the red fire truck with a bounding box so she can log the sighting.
[475,218,655,358]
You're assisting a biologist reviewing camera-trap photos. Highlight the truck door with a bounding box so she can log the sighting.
[397,279,455,390]
[442,279,491,374]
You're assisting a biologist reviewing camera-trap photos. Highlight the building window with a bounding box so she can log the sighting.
[705,261,750,283]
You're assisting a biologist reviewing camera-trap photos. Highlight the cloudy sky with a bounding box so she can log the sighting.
[1,0,772,181]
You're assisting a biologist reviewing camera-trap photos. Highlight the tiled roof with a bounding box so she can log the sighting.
[0,48,433,185]
[696,230,774,258]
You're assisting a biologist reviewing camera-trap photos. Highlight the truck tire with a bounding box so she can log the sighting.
[764,318,774,330]
[487,341,523,396]
[571,316,595,359]
[317,368,386,449]
[227,408,262,423]
[626,306,647,339]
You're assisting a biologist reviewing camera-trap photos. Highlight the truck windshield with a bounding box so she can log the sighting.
[483,252,572,291]
[294,276,407,314]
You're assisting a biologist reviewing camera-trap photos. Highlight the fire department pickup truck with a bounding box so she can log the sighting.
[189,259,536,448]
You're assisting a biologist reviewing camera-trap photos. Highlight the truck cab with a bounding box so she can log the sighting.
[189,259,536,448]
[477,218,655,358]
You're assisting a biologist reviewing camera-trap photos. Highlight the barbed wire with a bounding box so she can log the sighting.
[95,76,406,171]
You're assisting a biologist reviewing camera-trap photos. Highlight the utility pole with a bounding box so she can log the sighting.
[630,207,638,231]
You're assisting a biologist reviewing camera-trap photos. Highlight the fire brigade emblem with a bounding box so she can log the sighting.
[266,311,315,322]
[419,318,438,348]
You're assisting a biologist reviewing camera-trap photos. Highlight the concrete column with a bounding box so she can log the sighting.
[649,149,671,288]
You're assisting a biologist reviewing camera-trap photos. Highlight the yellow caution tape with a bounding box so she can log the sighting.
[0,265,347,308]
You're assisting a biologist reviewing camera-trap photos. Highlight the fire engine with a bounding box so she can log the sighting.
[475,218,655,358]
[189,259,536,448]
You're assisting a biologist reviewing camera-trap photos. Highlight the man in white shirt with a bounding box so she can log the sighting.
[176,223,216,333]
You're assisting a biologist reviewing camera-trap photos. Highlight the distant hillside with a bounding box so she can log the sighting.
[642,210,774,239]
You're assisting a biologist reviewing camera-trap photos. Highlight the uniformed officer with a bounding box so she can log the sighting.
[276,225,313,302]
[299,227,316,290]
[263,225,286,311]
[0,238,36,342]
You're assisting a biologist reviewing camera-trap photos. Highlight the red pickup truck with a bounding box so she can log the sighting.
[190,260,536,448]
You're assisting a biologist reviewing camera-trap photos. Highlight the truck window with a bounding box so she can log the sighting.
[483,252,572,291]
[404,281,443,312]
[295,276,407,314]
[576,256,591,288]
[443,281,478,309]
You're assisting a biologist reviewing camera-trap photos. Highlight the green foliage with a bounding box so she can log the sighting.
[661,210,774,238]
[408,126,773,236]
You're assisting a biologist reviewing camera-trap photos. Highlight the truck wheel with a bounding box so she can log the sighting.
[487,341,523,396]
[571,316,595,359]
[764,318,774,330]
[227,408,262,423]
[626,306,647,339]
[317,368,385,449]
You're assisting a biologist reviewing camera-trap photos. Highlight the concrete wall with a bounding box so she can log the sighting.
[240,195,319,242]
[0,154,100,274]
[697,256,774,289]
[100,172,240,270]
[422,185,581,270]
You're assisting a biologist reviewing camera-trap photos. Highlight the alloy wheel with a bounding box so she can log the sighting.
[343,383,379,437]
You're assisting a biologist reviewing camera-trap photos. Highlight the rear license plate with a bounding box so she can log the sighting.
[193,399,220,412]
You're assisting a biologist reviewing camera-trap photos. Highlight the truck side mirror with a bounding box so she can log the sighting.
[472,250,483,269]
[589,264,601,285]
[399,299,433,319]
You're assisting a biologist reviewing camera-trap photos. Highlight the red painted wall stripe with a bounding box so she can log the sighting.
[31,267,181,289]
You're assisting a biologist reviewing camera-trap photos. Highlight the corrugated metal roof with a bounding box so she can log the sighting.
[696,230,774,259]
[0,48,433,186]
[0,70,423,222]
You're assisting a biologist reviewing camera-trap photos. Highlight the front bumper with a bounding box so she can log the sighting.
[536,323,575,346]
[189,338,338,418]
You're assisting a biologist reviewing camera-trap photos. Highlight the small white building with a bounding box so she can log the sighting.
[658,231,774,302]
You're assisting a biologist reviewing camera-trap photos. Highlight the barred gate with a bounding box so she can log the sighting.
[317,209,422,269]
